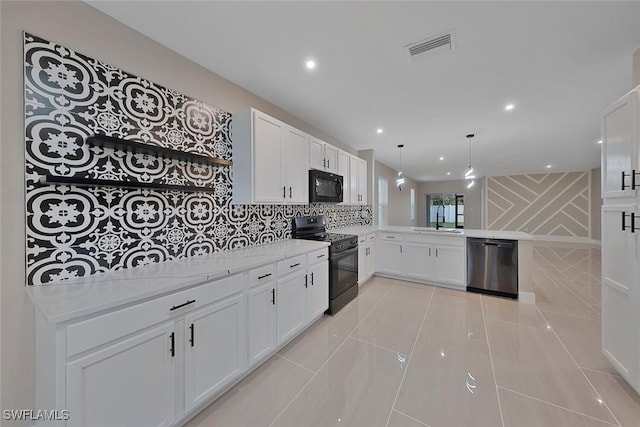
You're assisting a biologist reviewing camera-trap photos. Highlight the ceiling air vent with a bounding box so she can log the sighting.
[406,30,455,61]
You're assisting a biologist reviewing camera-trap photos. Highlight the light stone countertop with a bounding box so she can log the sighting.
[333,225,534,241]
[28,239,329,324]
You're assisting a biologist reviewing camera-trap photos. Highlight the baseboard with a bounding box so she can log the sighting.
[531,234,601,245]
[518,291,536,304]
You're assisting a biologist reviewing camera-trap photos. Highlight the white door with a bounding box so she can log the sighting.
[253,111,285,203]
[376,239,403,276]
[283,127,310,204]
[309,137,325,171]
[66,323,176,427]
[324,144,338,174]
[184,294,245,412]
[602,89,638,199]
[602,204,639,388]
[276,272,308,344]
[337,150,351,203]
[403,242,431,281]
[247,283,277,367]
[308,261,329,319]
[432,245,466,286]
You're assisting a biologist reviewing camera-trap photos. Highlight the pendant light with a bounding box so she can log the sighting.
[396,144,405,191]
[465,134,475,188]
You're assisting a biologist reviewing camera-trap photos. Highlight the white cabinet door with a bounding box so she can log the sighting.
[253,111,285,203]
[432,245,465,286]
[308,261,329,319]
[366,234,377,279]
[602,89,638,199]
[66,323,176,427]
[349,155,359,204]
[276,272,308,344]
[325,144,338,174]
[247,283,277,367]
[403,242,431,281]
[602,204,639,388]
[309,137,325,171]
[358,239,367,284]
[283,127,309,204]
[376,239,403,276]
[337,149,351,203]
[184,293,245,412]
[357,157,368,205]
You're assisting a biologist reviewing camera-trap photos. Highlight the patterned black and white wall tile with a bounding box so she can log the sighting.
[24,33,372,286]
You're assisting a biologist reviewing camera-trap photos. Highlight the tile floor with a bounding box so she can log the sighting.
[184,242,640,427]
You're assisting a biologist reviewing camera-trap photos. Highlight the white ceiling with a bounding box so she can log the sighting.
[87,1,640,182]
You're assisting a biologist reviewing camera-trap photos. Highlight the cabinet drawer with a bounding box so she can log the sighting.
[277,254,307,276]
[307,248,328,265]
[248,264,276,287]
[378,232,402,241]
[67,274,244,357]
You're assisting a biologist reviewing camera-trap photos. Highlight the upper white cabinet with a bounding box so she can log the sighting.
[233,108,309,204]
[337,149,351,203]
[602,88,639,199]
[601,85,640,393]
[310,137,338,174]
[349,155,367,205]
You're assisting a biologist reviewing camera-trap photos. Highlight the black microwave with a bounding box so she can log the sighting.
[309,170,343,203]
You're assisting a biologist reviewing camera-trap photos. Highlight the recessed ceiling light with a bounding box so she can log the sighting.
[546,164,552,168]
[376,128,383,134]
[305,59,316,70]
[504,103,515,111]
[439,156,444,161]
[446,172,451,175]
[597,140,603,144]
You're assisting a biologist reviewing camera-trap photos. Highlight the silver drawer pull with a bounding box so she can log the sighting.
[290,262,301,268]
[170,299,195,311]
[258,273,272,280]
[316,254,326,259]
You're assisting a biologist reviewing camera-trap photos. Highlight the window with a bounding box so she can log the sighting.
[426,193,464,228]
[378,178,388,226]
[410,188,416,222]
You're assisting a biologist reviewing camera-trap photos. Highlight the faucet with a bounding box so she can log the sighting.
[435,204,445,230]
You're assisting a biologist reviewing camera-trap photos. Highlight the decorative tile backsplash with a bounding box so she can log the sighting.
[24,33,371,285]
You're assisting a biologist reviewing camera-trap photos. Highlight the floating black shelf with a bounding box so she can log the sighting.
[86,134,232,167]
[43,175,215,193]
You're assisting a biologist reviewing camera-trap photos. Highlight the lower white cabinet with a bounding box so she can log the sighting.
[376,232,465,288]
[66,323,176,427]
[357,233,376,284]
[247,282,277,367]
[307,257,329,319]
[276,270,309,344]
[184,294,245,412]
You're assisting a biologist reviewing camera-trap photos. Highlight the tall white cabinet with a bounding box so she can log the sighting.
[601,85,640,392]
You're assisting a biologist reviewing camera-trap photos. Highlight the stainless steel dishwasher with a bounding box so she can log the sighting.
[466,238,518,299]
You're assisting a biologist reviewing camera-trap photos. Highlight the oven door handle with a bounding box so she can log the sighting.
[331,246,358,260]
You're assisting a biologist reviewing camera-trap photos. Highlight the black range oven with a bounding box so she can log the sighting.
[292,216,358,315]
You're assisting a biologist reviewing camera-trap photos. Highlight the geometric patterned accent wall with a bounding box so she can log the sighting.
[486,171,590,238]
[24,33,371,285]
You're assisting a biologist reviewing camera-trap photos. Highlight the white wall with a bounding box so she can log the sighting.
[0,1,362,418]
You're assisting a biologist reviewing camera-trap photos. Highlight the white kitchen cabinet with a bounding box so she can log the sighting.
[349,155,368,204]
[184,293,245,412]
[601,204,639,388]
[310,137,338,174]
[337,149,351,203]
[375,232,466,289]
[276,271,308,343]
[247,265,277,367]
[233,108,309,204]
[376,234,403,276]
[66,323,176,427]
[357,233,376,284]
[601,88,638,199]
[601,85,640,393]
[307,258,329,319]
